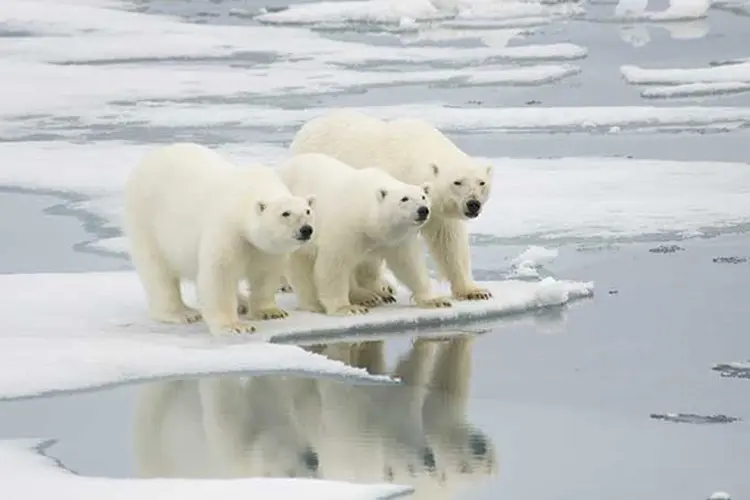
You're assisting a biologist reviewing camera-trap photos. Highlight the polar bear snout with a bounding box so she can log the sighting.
[296,224,314,241]
[464,199,482,218]
[299,446,320,472]
[416,205,430,222]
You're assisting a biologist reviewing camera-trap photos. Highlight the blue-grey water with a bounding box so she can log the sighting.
[1,0,750,498]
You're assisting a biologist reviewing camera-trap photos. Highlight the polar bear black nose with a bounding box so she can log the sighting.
[301,447,319,471]
[298,224,313,240]
[416,206,430,221]
[465,199,481,216]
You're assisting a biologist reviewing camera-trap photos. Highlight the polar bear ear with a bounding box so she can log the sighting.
[377,188,388,201]
[421,182,432,195]
[256,201,267,215]
[485,164,493,176]
[430,163,440,177]
[305,195,316,208]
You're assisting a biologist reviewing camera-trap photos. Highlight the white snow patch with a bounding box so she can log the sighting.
[0,439,413,500]
[622,62,750,98]
[641,82,750,99]
[509,246,559,278]
[709,492,732,500]
[255,0,582,25]
[0,270,594,399]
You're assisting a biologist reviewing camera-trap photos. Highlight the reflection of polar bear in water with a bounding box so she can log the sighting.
[133,336,496,498]
[318,337,497,497]
[133,376,320,479]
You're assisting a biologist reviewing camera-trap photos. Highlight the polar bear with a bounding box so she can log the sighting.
[290,109,494,302]
[123,143,315,336]
[132,376,320,479]
[277,153,451,316]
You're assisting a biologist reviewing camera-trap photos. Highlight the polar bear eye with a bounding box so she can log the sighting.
[282,211,291,217]
[453,181,462,186]
[305,209,310,215]
[479,181,486,186]
[400,196,409,202]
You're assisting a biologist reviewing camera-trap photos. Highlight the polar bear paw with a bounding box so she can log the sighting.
[255,307,289,320]
[334,304,370,316]
[415,296,453,309]
[350,288,385,308]
[453,286,493,301]
[152,307,202,325]
[211,321,257,336]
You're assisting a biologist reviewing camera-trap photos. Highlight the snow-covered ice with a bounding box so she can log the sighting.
[255,0,583,25]
[622,61,750,98]
[0,439,413,500]
[509,246,560,278]
[0,269,593,400]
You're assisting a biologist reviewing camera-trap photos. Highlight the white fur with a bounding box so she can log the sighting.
[290,110,495,301]
[132,337,497,498]
[277,153,444,316]
[123,143,315,336]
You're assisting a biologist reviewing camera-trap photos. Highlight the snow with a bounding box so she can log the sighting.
[509,246,560,278]
[0,269,593,401]
[621,62,750,98]
[622,62,750,85]
[0,439,413,500]
[640,82,750,99]
[255,0,582,25]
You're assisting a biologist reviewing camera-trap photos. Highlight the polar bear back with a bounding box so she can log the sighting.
[289,109,471,184]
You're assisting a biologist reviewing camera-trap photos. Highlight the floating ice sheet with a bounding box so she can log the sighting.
[0,270,592,400]
[0,440,413,500]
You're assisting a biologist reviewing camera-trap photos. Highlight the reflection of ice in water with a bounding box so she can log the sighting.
[614,0,711,19]
[618,19,709,48]
[134,337,497,499]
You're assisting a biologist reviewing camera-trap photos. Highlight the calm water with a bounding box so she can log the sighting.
[2,0,750,497]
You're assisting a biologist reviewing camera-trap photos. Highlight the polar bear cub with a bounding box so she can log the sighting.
[123,143,315,336]
[278,153,450,316]
[290,109,494,302]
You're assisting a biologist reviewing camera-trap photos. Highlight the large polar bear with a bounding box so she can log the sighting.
[290,109,494,302]
[278,153,451,316]
[123,143,316,336]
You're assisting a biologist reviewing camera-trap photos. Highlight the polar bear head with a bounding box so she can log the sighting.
[368,179,432,245]
[248,194,316,254]
[428,162,493,220]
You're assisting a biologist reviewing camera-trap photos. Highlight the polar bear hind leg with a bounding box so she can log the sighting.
[421,218,492,301]
[128,229,202,325]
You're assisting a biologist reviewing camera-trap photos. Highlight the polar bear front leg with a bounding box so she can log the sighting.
[383,237,452,309]
[197,249,256,336]
[288,251,324,313]
[422,218,492,301]
[314,253,370,316]
[247,255,289,321]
